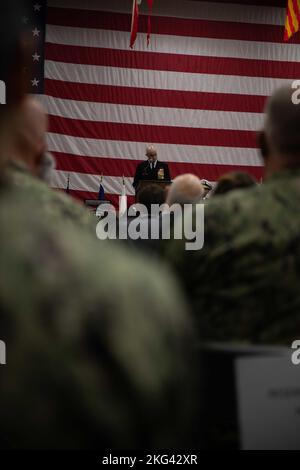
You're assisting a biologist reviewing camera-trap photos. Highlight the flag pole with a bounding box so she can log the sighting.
[119,175,127,217]
[66,173,70,194]
[98,173,105,201]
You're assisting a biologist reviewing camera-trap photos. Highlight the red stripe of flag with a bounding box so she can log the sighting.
[45,43,300,80]
[46,7,300,45]
[44,79,267,113]
[53,152,264,181]
[48,115,258,149]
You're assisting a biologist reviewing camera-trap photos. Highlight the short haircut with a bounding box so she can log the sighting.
[213,172,256,196]
[264,84,300,158]
[137,184,166,212]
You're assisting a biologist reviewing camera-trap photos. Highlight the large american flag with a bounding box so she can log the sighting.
[34,0,300,205]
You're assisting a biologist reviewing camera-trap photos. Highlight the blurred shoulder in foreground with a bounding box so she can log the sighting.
[5,158,95,232]
[0,0,196,449]
[3,95,95,232]
[0,184,196,448]
[165,86,300,345]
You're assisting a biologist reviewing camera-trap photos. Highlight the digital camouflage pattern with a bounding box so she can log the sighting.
[166,169,300,345]
[5,159,95,232]
[0,177,195,449]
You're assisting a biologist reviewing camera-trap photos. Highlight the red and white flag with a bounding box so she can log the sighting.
[130,0,140,49]
[43,0,300,208]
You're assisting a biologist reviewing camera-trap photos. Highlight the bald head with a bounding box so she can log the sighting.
[146,144,157,162]
[264,84,300,162]
[13,96,48,175]
[166,174,204,206]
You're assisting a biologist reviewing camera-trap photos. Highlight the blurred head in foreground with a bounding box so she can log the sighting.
[260,84,300,176]
[0,2,55,185]
[137,183,166,212]
[0,1,29,103]
[213,172,257,196]
[13,97,47,166]
[0,1,32,170]
[166,174,204,206]
[12,96,55,182]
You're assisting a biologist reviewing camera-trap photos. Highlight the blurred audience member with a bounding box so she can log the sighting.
[11,96,56,183]
[137,183,166,211]
[166,174,204,206]
[13,96,48,177]
[213,172,256,196]
[165,84,300,345]
[0,0,196,450]
[5,95,93,230]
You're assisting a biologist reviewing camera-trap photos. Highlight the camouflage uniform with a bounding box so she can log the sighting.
[165,169,300,345]
[5,160,95,232]
[0,177,196,449]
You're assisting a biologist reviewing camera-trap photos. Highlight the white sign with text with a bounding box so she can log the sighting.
[236,355,300,450]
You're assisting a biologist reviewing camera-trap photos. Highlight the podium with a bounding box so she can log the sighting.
[136,180,172,199]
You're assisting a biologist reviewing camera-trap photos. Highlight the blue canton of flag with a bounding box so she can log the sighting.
[22,1,47,94]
